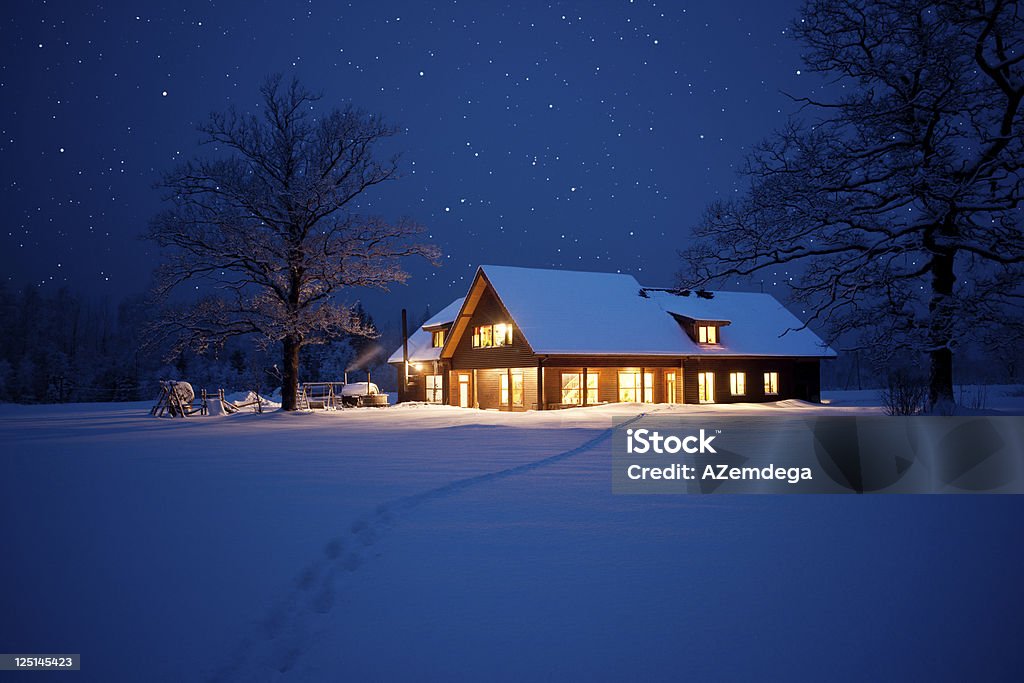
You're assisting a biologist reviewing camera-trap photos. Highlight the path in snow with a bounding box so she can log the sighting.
[210,409,659,681]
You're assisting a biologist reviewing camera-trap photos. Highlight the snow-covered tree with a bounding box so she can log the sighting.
[317,338,357,381]
[680,0,1024,408]
[148,75,438,410]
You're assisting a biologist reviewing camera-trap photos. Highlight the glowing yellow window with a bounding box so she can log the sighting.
[698,371,715,403]
[618,371,653,403]
[471,323,512,348]
[561,373,581,405]
[500,371,524,406]
[586,372,598,404]
[697,325,718,344]
[764,372,779,395]
[432,330,445,348]
[425,375,443,403]
[730,372,746,396]
[493,323,513,347]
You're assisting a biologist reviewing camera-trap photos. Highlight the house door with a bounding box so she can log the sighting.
[698,371,715,403]
[458,374,470,408]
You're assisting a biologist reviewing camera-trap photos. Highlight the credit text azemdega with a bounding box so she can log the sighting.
[624,428,813,485]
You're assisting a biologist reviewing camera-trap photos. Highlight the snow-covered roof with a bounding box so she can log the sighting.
[386,298,464,364]
[480,265,691,355]
[422,297,464,328]
[389,266,835,361]
[643,289,836,357]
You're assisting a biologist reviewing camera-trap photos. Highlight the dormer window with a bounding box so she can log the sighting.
[697,325,718,344]
[472,323,513,348]
[432,330,445,348]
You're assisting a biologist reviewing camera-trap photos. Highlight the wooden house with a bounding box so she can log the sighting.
[389,265,835,410]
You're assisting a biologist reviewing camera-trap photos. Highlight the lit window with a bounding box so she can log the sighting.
[471,323,513,348]
[586,372,598,404]
[493,323,513,346]
[500,371,524,406]
[618,371,654,403]
[730,372,746,396]
[432,330,445,348]
[561,373,581,404]
[425,375,443,403]
[697,325,718,344]
[764,372,779,395]
[698,371,715,403]
[666,372,677,403]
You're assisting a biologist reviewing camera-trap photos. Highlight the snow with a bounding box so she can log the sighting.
[163,379,194,403]
[480,264,692,355]
[422,296,466,328]
[644,288,837,357]
[339,381,379,396]
[822,384,1024,415]
[224,390,281,409]
[2,391,1023,681]
[205,397,233,416]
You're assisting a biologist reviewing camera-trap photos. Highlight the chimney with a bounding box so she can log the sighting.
[401,308,410,386]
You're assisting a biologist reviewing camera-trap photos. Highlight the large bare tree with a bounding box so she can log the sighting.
[149,75,438,410]
[680,0,1024,407]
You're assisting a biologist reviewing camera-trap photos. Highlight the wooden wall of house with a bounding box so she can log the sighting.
[682,358,700,404]
[541,356,680,368]
[392,360,450,404]
[682,357,821,404]
[475,368,500,409]
[471,367,538,410]
[444,368,537,409]
[449,369,470,407]
[541,363,684,408]
[449,285,538,369]
[659,367,685,404]
[543,367,606,407]
[392,362,425,403]
[422,355,818,408]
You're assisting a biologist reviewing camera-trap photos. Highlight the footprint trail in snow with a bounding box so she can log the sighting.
[208,412,654,681]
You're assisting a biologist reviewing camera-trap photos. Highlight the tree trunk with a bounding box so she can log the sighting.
[928,248,956,409]
[929,346,953,409]
[281,335,302,411]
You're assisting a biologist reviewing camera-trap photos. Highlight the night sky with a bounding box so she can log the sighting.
[2,0,815,322]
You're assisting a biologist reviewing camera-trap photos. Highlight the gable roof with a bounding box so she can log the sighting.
[386,297,464,364]
[390,265,836,361]
[477,265,690,355]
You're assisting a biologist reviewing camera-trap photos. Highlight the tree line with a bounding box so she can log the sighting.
[0,283,396,404]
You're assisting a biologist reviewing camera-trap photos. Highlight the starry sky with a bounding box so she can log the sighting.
[2,0,814,322]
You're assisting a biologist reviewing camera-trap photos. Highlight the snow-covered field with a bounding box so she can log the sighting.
[2,391,1023,681]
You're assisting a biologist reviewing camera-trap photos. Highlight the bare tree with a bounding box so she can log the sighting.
[148,75,439,410]
[680,0,1024,408]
